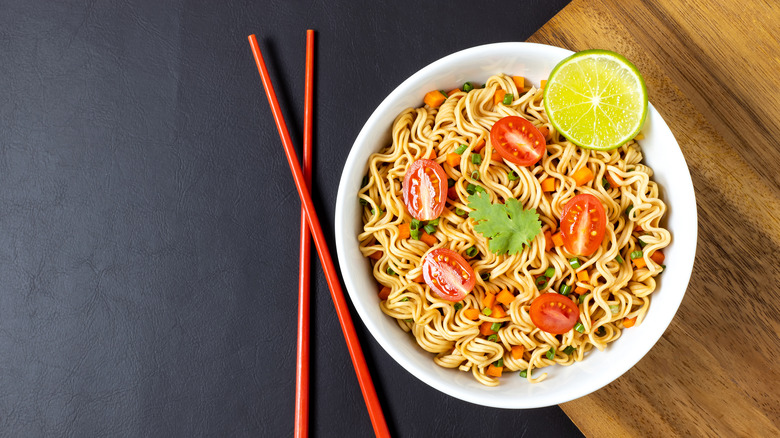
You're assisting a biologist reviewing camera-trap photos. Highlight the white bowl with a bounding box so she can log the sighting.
[334,42,697,408]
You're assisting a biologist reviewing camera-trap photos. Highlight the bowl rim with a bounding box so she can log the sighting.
[334,41,697,408]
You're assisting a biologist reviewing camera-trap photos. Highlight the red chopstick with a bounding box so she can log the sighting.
[294,29,315,438]
[248,34,390,438]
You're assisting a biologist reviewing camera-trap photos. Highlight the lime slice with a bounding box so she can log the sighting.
[543,50,648,151]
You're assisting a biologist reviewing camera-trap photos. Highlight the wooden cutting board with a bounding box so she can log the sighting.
[528,0,780,436]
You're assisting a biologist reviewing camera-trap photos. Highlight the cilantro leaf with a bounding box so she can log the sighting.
[467,192,542,255]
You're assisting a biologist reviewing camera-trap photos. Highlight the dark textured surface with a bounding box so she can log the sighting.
[0,0,582,436]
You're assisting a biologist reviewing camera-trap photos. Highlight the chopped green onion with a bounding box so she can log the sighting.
[463,82,474,92]
[428,219,440,227]
[615,254,624,264]
[361,175,369,187]
[502,93,514,105]
[424,224,436,234]
[471,153,482,165]
[495,358,504,367]
[507,170,519,181]
[466,184,477,195]
[405,318,414,323]
[410,229,420,240]
[455,144,468,155]
[625,205,634,216]
[639,237,647,248]
[455,208,466,216]
[490,322,502,332]
[569,258,581,269]
[630,250,643,260]
[465,246,478,258]
[545,348,555,360]
[544,267,555,278]
[560,284,572,296]
[481,83,486,88]
[447,178,455,187]
[602,177,610,189]
[519,370,528,378]
[401,297,409,302]
[487,334,498,342]
[471,170,480,180]
[482,307,492,316]
[661,264,667,271]
[596,326,606,336]
[454,303,463,311]
[371,208,375,215]
[578,293,590,304]
[480,272,490,281]
[410,219,421,230]
[474,185,486,193]
[535,276,548,290]
[610,304,620,314]
[439,90,448,98]
[574,322,585,333]
[387,267,396,276]
[563,346,576,355]
[359,198,369,206]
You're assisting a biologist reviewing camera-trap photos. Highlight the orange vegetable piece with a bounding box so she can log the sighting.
[424,90,447,108]
[544,231,553,252]
[446,152,460,168]
[538,125,550,139]
[491,305,507,318]
[623,316,637,328]
[447,88,460,96]
[512,75,525,91]
[572,167,594,186]
[398,223,410,239]
[633,256,647,269]
[447,186,458,200]
[490,149,503,163]
[368,250,383,260]
[494,89,506,105]
[486,364,503,377]
[378,286,391,300]
[464,308,480,320]
[606,171,623,187]
[650,250,665,265]
[552,232,564,247]
[413,273,425,283]
[482,292,496,308]
[511,345,525,360]
[635,225,644,232]
[496,289,515,305]
[541,178,557,192]
[480,321,496,336]
[575,286,588,295]
[577,270,589,282]
[540,79,547,89]
[473,139,486,152]
[420,232,438,247]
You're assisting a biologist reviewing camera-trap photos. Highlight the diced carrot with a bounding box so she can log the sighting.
[490,149,503,163]
[420,232,438,247]
[606,171,623,187]
[486,364,503,377]
[480,321,496,336]
[633,257,647,269]
[540,79,547,89]
[544,231,553,252]
[635,225,644,232]
[413,273,425,283]
[538,125,550,139]
[512,75,525,91]
[368,250,383,260]
[464,308,480,320]
[491,305,507,318]
[496,290,514,305]
[446,152,460,168]
[473,139,486,152]
[424,90,447,108]
[572,167,594,186]
[447,88,460,96]
[447,186,458,200]
[494,89,506,105]
[511,345,525,360]
[575,286,588,295]
[623,316,637,328]
[650,251,665,265]
[552,232,564,247]
[541,178,557,192]
[398,223,410,239]
[482,292,496,308]
[426,149,437,159]
[577,270,589,282]
[378,286,391,300]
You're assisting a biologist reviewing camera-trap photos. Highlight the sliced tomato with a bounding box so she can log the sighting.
[529,293,579,334]
[403,159,447,221]
[560,194,607,256]
[489,116,546,166]
[422,248,475,301]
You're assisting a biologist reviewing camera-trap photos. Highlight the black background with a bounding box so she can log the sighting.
[0,0,583,436]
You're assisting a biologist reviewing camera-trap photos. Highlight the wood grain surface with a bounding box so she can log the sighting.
[528,0,780,436]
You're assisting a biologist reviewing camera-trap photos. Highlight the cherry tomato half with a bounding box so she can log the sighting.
[422,248,475,301]
[489,116,546,166]
[529,293,579,334]
[403,159,448,221]
[560,194,607,256]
